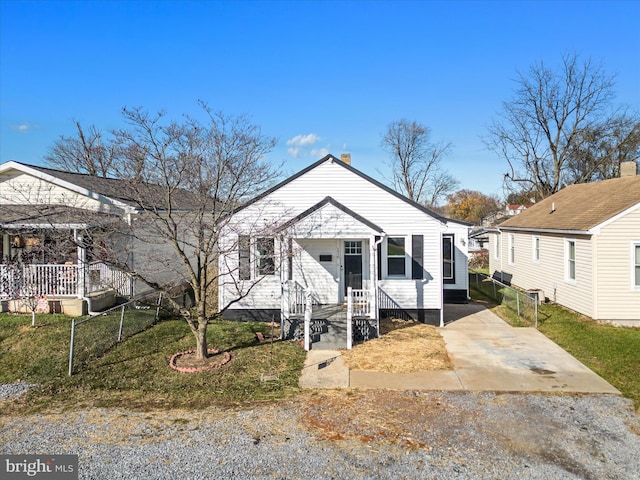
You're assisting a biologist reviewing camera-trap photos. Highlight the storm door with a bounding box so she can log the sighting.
[343,241,363,295]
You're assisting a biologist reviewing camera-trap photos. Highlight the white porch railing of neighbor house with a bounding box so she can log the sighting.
[0,263,79,297]
[0,262,134,299]
[87,262,134,297]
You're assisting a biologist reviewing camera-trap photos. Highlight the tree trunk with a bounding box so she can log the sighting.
[194,318,209,359]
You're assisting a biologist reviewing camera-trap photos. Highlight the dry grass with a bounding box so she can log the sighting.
[341,318,452,372]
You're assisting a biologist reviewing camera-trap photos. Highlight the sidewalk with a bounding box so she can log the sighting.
[299,303,620,395]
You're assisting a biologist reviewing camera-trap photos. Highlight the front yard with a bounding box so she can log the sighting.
[0,313,306,413]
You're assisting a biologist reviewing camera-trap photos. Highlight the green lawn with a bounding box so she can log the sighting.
[471,287,640,412]
[0,313,306,413]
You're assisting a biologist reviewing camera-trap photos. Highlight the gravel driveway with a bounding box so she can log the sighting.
[1,388,639,480]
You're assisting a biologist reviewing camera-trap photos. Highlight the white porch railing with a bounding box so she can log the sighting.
[0,262,134,299]
[87,262,134,297]
[281,280,306,318]
[346,287,375,350]
[0,263,79,297]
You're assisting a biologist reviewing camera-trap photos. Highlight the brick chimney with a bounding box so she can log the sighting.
[340,153,351,165]
[620,161,638,177]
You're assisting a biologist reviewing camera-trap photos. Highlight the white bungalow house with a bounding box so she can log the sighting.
[0,161,197,315]
[218,154,471,349]
[488,161,640,326]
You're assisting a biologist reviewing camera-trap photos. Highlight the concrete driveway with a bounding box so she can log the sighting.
[439,303,620,393]
[300,303,620,395]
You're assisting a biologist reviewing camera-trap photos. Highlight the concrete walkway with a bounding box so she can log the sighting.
[299,303,620,395]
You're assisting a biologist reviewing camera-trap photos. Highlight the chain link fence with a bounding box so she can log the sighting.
[469,271,539,327]
[68,290,162,375]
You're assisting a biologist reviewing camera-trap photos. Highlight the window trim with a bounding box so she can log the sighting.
[533,236,540,262]
[508,233,515,264]
[443,234,455,284]
[566,239,576,282]
[632,242,640,290]
[256,237,275,276]
[386,236,407,278]
[494,233,500,259]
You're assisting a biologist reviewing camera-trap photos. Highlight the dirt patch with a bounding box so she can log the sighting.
[301,390,473,449]
[341,318,452,372]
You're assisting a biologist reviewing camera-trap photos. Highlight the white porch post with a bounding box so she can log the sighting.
[346,286,353,350]
[303,288,312,351]
[75,230,86,299]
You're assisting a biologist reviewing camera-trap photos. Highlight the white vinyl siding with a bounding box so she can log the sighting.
[497,231,594,318]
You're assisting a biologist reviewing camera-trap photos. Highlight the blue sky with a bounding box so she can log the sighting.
[1,0,639,199]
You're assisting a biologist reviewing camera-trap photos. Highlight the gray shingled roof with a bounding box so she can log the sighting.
[22,163,208,211]
[499,175,640,231]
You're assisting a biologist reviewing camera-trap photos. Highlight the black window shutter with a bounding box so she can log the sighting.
[412,235,424,279]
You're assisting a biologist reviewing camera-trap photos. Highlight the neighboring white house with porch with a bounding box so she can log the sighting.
[218,154,471,349]
[0,161,196,315]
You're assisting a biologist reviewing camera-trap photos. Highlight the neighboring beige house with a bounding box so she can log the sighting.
[488,162,640,326]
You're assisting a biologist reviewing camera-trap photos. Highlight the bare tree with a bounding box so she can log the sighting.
[487,52,640,198]
[381,119,458,207]
[101,103,281,359]
[44,121,117,177]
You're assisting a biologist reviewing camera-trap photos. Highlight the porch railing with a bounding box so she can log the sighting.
[88,262,134,297]
[281,280,307,318]
[0,262,134,299]
[0,263,79,297]
[346,287,374,350]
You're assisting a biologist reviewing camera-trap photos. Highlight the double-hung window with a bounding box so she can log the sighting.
[238,236,275,279]
[443,235,454,282]
[633,243,640,289]
[533,236,540,262]
[566,240,576,281]
[387,237,406,276]
[509,234,515,264]
[256,237,275,275]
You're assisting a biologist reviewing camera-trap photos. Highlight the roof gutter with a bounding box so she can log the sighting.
[498,226,593,236]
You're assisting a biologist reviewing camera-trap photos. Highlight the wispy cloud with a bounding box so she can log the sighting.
[286,133,320,158]
[10,123,31,133]
[311,147,329,158]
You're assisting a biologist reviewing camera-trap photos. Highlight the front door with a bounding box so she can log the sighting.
[344,241,363,295]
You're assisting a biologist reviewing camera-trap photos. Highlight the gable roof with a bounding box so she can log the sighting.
[1,161,205,212]
[275,196,384,234]
[234,154,468,226]
[499,175,640,232]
